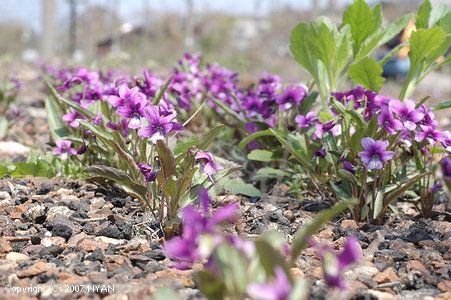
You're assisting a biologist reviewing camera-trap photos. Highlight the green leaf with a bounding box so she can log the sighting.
[349,57,384,92]
[333,24,351,80]
[156,140,177,180]
[239,129,274,149]
[255,240,291,276]
[428,3,451,28]
[252,167,286,182]
[197,124,224,151]
[10,161,48,178]
[299,91,319,115]
[306,20,335,67]
[409,28,445,71]
[375,171,428,219]
[248,149,284,162]
[45,97,69,141]
[153,287,182,300]
[432,100,451,111]
[338,169,359,187]
[83,165,148,206]
[349,129,364,156]
[290,23,317,76]
[197,271,225,300]
[223,178,261,197]
[342,0,376,55]
[416,0,431,29]
[290,198,356,264]
[289,279,309,300]
[357,14,413,62]
[436,11,451,34]
[44,79,95,117]
[175,167,198,203]
[162,176,177,197]
[78,119,114,141]
[174,136,199,155]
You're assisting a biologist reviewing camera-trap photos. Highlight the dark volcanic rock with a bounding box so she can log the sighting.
[36,273,58,283]
[142,249,166,261]
[85,248,104,263]
[36,183,53,195]
[52,224,73,240]
[111,197,126,208]
[97,226,123,239]
[408,227,434,245]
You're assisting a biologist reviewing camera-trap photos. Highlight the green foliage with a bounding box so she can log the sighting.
[349,57,384,92]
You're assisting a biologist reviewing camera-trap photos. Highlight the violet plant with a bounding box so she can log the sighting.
[44,66,230,229]
[239,0,451,221]
[163,188,358,300]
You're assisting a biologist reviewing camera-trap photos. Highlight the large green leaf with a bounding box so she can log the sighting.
[409,28,445,70]
[290,23,317,76]
[349,57,384,92]
[333,24,351,81]
[428,3,451,28]
[416,0,431,29]
[342,0,376,55]
[357,14,413,62]
[306,19,335,68]
[45,97,68,141]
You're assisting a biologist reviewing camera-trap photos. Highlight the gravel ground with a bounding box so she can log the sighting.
[0,176,450,299]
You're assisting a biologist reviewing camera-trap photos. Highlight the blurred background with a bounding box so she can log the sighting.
[0,0,437,80]
[1,0,450,117]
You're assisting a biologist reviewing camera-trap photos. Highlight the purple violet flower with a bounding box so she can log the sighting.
[377,107,403,135]
[245,122,260,150]
[137,163,158,182]
[194,151,224,183]
[430,183,442,193]
[164,188,239,269]
[358,138,394,170]
[53,140,77,161]
[116,95,147,128]
[295,111,318,128]
[414,125,446,145]
[77,143,88,155]
[276,84,308,111]
[247,266,292,300]
[419,105,438,128]
[442,156,451,180]
[310,236,361,290]
[388,98,424,131]
[314,149,327,158]
[138,106,184,143]
[62,108,85,128]
[342,161,356,174]
[107,85,145,108]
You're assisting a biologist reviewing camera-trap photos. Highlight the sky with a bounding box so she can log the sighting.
[0,0,350,33]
